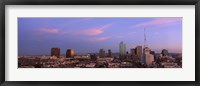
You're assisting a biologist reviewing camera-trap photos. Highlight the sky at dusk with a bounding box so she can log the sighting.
[18,18,182,56]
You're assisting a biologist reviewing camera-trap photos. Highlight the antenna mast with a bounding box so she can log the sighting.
[144,28,147,48]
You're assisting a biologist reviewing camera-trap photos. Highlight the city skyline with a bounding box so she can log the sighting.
[18,18,182,56]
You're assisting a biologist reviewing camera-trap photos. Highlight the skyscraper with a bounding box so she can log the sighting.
[143,47,154,65]
[119,41,126,58]
[51,48,60,58]
[142,28,154,65]
[135,46,142,57]
[130,48,135,56]
[108,49,112,57]
[150,51,156,62]
[66,49,74,58]
[99,49,105,58]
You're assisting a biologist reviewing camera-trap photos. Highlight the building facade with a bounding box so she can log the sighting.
[108,49,112,57]
[143,47,154,65]
[51,48,60,58]
[99,49,105,58]
[130,48,135,56]
[66,49,74,58]
[119,41,126,58]
[135,46,142,57]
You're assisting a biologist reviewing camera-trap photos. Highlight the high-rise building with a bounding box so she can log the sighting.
[142,28,154,65]
[108,49,112,57]
[145,54,154,65]
[119,41,126,58]
[66,49,74,58]
[51,48,60,58]
[161,49,169,56]
[135,46,142,57]
[130,48,135,56]
[143,47,150,54]
[150,51,156,62]
[143,47,154,65]
[99,49,105,58]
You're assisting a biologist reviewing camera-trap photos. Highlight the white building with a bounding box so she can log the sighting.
[119,41,126,58]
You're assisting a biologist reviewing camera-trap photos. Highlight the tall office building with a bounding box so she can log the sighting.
[51,48,60,58]
[142,28,154,65]
[143,47,154,65]
[130,48,135,56]
[108,49,112,57]
[150,51,156,62]
[119,41,126,58]
[135,46,142,57]
[143,47,150,55]
[99,49,105,58]
[66,49,74,58]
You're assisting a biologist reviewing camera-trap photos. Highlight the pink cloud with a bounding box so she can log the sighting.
[89,37,110,42]
[133,18,182,28]
[76,24,112,36]
[40,28,59,33]
[82,29,104,35]
[41,23,112,36]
